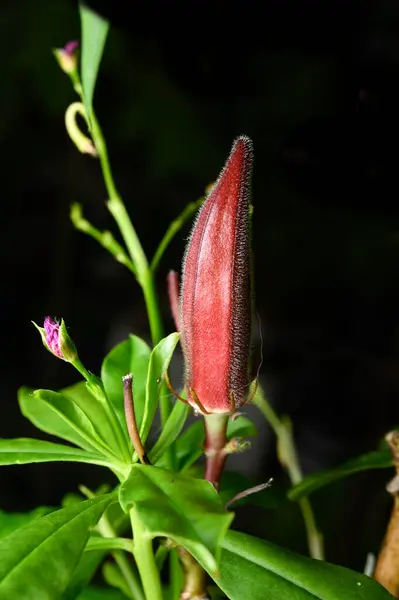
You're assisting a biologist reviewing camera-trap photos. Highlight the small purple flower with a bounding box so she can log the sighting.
[53,40,79,75]
[64,41,79,56]
[43,317,63,358]
[33,317,77,362]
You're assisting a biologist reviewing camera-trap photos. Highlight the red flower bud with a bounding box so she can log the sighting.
[180,136,253,414]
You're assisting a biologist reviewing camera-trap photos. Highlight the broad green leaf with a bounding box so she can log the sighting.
[119,464,233,576]
[227,415,257,439]
[201,530,393,600]
[62,551,106,600]
[62,497,129,600]
[174,414,257,472]
[79,3,109,119]
[140,332,180,445]
[149,400,190,464]
[175,421,204,471]
[289,449,393,500]
[102,335,151,448]
[0,438,121,472]
[32,389,115,458]
[62,381,124,460]
[19,386,95,453]
[78,586,126,600]
[0,494,114,600]
[19,386,121,461]
[0,507,54,540]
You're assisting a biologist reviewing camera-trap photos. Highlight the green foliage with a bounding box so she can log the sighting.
[149,400,190,465]
[139,332,180,446]
[102,562,133,598]
[79,3,109,119]
[202,530,394,600]
[62,381,126,460]
[289,448,393,500]
[119,464,233,576]
[0,507,54,539]
[0,494,114,599]
[78,585,127,599]
[0,438,118,471]
[101,335,152,447]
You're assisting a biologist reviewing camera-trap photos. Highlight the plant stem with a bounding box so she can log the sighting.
[130,509,163,600]
[177,547,210,600]
[203,414,229,491]
[94,501,144,600]
[252,390,324,560]
[88,111,166,348]
[86,106,175,471]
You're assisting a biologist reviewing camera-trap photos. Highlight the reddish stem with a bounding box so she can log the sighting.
[167,270,181,331]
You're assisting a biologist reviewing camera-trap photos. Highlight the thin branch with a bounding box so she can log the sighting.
[123,374,150,465]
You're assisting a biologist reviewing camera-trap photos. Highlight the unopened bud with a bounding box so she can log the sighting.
[53,41,79,75]
[33,317,77,363]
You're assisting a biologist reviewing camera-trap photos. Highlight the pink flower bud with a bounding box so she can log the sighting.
[44,317,63,358]
[53,41,79,75]
[33,317,77,363]
[180,136,253,414]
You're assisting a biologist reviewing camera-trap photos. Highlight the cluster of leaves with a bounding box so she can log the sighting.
[0,331,392,599]
[0,3,396,600]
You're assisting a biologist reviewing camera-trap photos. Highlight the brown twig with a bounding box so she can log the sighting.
[374,431,399,596]
[122,374,149,465]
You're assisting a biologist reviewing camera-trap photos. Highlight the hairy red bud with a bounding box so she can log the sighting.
[180,136,253,414]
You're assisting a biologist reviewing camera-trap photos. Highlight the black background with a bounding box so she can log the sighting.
[1,0,399,571]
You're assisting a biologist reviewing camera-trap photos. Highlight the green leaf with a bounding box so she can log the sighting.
[102,335,152,448]
[79,3,109,118]
[226,415,258,439]
[0,494,114,600]
[202,530,393,600]
[62,551,106,600]
[0,438,120,471]
[78,588,126,600]
[103,562,133,599]
[33,389,117,458]
[139,332,180,446]
[0,507,54,540]
[62,497,129,600]
[149,400,190,464]
[19,386,94,453]
[174,421,204,471]
[19,386,120,461]
[174,414,257,472]
[61,381,125,460]
[289,449,393,500]
[119,464,233,576]
[78,584,127,599]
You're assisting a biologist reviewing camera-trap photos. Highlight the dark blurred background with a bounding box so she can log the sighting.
[2,0,399,572]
